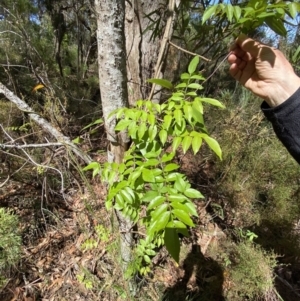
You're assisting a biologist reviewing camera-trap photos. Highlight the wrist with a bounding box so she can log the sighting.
[267,75,300,108]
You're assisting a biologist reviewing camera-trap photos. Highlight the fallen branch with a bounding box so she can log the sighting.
[0,82,92,164]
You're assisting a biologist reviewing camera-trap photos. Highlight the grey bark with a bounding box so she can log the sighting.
[95,0,134,279]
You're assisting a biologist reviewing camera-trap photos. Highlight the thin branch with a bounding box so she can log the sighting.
[0,30,22,37]
[0,142,63,149]
[0,149,29,162]
[0,176,10,188]
[203,52,231,84]
[0,82,92,164]
[168,40,211,62]
[0,124,66,193]
[0,64,29,68]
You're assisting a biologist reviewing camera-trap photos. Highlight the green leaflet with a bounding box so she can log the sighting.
[172,209,195,227]
[265,17,287,36]
[188,56,200,74]
[164,227,180,262]
[147,196,166,210]
[201,134,222,160]
[202,5,218,24]
[147,78,173,89]
[184,188,204,199]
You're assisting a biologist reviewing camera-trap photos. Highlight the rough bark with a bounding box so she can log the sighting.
[125,1,166,104]
[95,0,134,277]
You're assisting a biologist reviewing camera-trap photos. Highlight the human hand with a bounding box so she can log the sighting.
[228,34,300,107]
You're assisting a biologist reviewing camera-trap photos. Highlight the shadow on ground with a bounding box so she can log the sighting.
[253,219,300,301]
[162,245,225,301]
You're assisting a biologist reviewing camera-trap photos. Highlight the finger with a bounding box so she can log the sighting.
[230,47,252,62]
[228,54,247,71]
[227,53,238,64]
[236,34,260,58]
[229,63,242,80]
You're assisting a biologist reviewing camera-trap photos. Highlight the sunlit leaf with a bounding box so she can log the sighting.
[151,203,168,220]
[171,95,184,101]
[200,98,225,108]
[202,5,218,24]
[138,122,147,139]
[168,194,187,202]
[170,201,191,214]
[115,120,131,131]
[120,189,133,204]
[161,152,175,163]
[188,83,203,90]
[233,6,241,20]
[174,109,183,125]
[183,104,193,123]
[201,134,222,160]
[183,201,198,217]
[194,98,205,114]
[288,2,298,19]
[149,125,158,141]
[142,168,156,182]
[172,209,194,227]
[155,211,171,232]
[175,82,187,89]
[144,255,151,263]
[159,129,168,145]
[172,137,182,152]
[164,163,180,172]
[184,188,204,199]
[147,78,173,89]
[163,114,173,130]
[192,102,204,119]
[180,73,190,80]
[225,4,234,22]
[142,190,159,203]
[72,136,83,144]
[190,74,205,80]
[188,56,199,74]
[182,135,192,154]
[148,196,166,210]
[144,159,160,167]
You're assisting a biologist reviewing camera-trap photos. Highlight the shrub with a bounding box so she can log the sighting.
[225,241,277,300]
[0,208,22,288]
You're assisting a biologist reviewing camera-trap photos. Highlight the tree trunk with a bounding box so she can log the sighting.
[125,1,167,104]
[95,0,134,279]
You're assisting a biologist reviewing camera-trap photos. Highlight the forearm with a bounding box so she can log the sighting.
[261,87,300,164]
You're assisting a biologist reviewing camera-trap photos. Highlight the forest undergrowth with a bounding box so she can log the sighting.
[1,85,300,301]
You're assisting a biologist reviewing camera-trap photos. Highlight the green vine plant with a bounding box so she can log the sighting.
[202,0,300,36]
[84,56,224,275]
